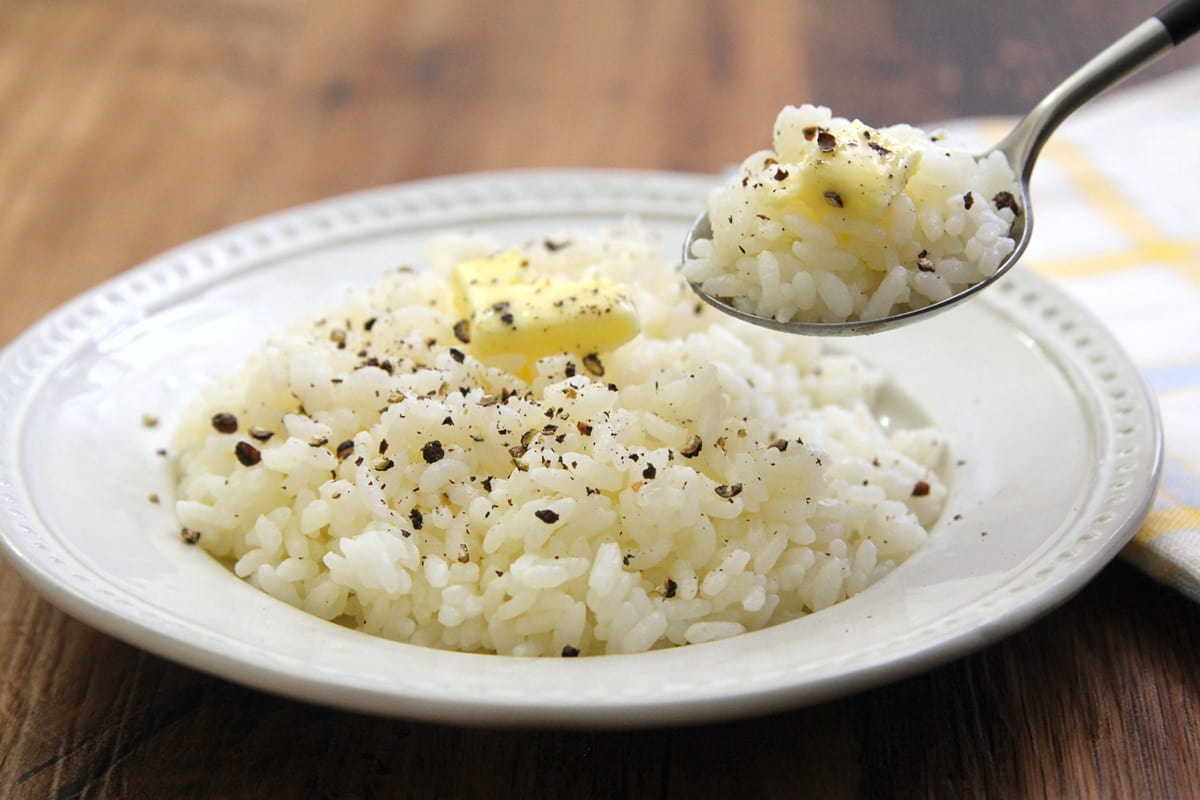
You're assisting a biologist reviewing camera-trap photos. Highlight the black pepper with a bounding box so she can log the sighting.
[535,509,560,524]
[912,480,931,497]
[234,441,261,466]
[993,191,1021,215]
[180,527,201,544]
[211,413,238,434]
[582,353,605,377]
[714,483,743,499]
[453,319,471,343]
[680,435,703,458]
[421,440,445,463]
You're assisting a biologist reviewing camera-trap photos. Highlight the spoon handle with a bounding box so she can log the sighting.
[996,0,1200,181]
[1158,0,1200,44]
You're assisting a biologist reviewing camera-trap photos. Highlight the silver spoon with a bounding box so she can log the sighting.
[684,0,1200,336]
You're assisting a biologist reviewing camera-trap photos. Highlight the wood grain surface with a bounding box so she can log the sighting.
[3,2,1199,797]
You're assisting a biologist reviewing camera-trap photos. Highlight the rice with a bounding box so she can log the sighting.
[682,104,1021,323]
[171,221,948,656]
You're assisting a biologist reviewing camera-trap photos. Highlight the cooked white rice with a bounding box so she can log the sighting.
[171,222,948,656]
[683,104,1021,323]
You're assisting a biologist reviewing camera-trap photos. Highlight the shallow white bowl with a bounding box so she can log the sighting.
[0,170,1161,727]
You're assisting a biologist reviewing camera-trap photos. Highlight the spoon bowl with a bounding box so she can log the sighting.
[685,0,1199,336]
[682,201,1031,336]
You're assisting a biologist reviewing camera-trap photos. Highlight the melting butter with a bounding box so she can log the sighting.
[451,252,639,363]
[767,120,921,222]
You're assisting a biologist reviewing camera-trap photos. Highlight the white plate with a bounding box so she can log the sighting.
[0,170,1161,727]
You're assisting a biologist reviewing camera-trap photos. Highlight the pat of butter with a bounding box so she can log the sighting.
[452,249,531,312]
[451,252,639,362]
[770,120,920,221]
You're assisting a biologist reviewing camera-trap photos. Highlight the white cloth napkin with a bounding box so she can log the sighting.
[948,65,1200,600]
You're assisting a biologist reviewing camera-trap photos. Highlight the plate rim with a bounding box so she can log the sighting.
[0,168,1163,727]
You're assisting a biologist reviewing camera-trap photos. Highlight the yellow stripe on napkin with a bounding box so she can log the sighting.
[1042,138,1163,247]
[1134,506,1200,545]
[1031,241,1200,278]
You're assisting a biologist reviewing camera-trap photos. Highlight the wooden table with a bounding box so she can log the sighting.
[3,2,1199,797]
